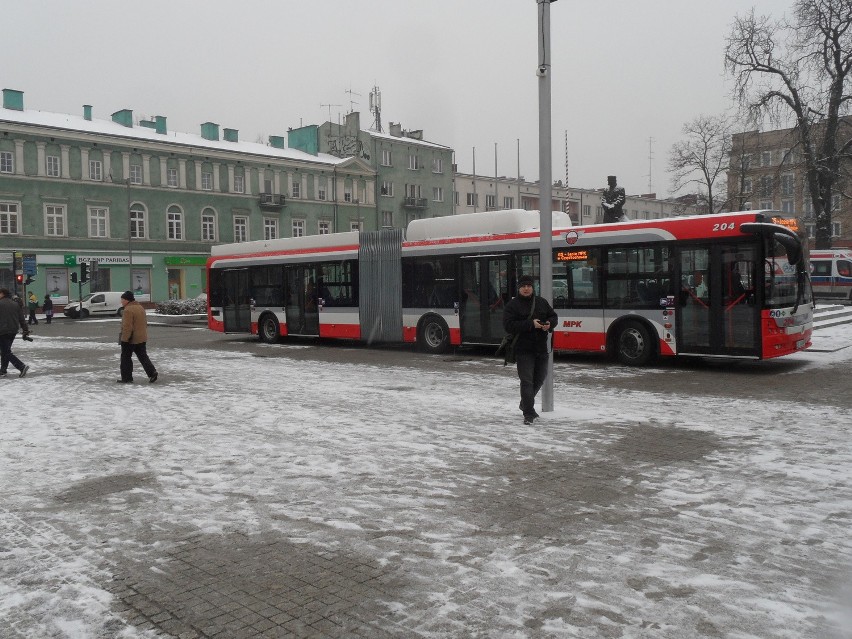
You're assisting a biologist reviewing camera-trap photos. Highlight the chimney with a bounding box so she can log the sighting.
[2,89,24,111]
[111,109,133,128]
[223,128,239,142]
[201,122,219,141]
[155,115,167,135]
[389,122,402,137]
[83,105,92,121]
[268,135,286,149]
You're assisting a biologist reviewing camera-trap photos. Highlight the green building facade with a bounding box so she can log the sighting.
[0,88,374,306]
[289,112,454,229]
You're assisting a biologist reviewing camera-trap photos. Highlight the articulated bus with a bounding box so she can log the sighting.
[207,209,812,365]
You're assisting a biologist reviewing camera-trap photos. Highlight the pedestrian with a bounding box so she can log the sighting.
[42,295,54,324]
[502,275,557,425]
[27,292,39,325]
[0,287,31,378]
[117,290,158,384]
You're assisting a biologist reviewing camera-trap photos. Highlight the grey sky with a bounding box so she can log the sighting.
[3,0,790,197]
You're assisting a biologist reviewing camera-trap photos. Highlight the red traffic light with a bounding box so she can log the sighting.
[15,274,23,283]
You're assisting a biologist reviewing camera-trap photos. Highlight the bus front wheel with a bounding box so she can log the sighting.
[418,316,450,354]
[259,315,280,344]
[615,320,655,366]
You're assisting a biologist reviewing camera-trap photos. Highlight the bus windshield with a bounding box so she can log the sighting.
[765,235,811,308]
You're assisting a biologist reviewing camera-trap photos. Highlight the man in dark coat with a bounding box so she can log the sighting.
[503,274,558,424]
[0,287,31,377]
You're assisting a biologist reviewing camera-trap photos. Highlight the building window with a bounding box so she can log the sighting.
[201,171,213,191]
[780,173,794,197]
[318,220,331,235]
[742,177,752,194]
[432,158,443,173]
[758,175,773,198]
[167,167,178,187]
[264,217,279,240]
[45,204,66,236]
[454,191,460,205]
[741,154,752,170]
[466,193,478,206]
[130,164,143,185]
[504,196,514,209]
[344,190,352,203]
[201,208,217,241]
[350,220,362,232]
[781,199,794,213]
[582,204,591,219]
[485,194,496,209]
[761,150,772,167]
[233,174,244,193]
[292,219,305,237]
[89,160,102,181]
[88,206,109,238]
[167,206,183,240]
[759,200,773,209]
[46,155,60,177]
[805,224,815,239]
[433,187,444,202]
[317,185,326,200]
[381,181,394,197]
[0,151,13,174]
[0,202,19,234]
[408,154,420,170]
[382,149,392,166]
[833,193,842,210]
[234,216,248,242]
[292,182,301,198]
[382,210,393,227]
[832,221,842,237]
[130,205,146,239]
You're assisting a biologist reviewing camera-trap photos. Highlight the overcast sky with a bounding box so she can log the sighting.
[3,0,791,197]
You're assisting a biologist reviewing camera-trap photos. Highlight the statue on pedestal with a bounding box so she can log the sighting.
[601,175,626,223]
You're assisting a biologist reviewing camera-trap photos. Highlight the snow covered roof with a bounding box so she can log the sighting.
[367,128,451,151]
[0,106,352,167]
[405,209,572,241]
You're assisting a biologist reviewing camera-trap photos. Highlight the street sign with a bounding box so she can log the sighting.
[13,251,23,274]
[22,253,37,276]
[64,254,77,266]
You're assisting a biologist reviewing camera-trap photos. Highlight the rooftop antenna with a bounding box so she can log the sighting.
[344,85,362,113]
[647,136,655,193]
[320,103,341,123]
[369,85,383,132]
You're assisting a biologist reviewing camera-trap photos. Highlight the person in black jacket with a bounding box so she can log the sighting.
[503,274,557,424]
[0,288,31,377]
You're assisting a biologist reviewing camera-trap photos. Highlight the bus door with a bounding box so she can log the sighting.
[459,255,510,344]
[677,244,759,356]
[221,268,252,333]
[284,266,319,336]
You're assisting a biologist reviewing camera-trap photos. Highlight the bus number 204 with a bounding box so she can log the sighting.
[713,222,737,231]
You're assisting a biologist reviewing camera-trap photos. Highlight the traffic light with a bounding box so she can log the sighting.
[15,274,23,285]
[71,272,78,284]
[24,276,35,285]
[80,262,89,284]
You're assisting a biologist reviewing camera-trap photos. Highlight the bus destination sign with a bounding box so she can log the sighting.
[555,250,588,262]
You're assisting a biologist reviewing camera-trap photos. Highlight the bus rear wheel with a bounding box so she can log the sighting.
[418,316,450,354]
[259,315,280,344]
[615,320,655,366]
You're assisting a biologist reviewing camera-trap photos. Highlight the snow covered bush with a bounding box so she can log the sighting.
[155,298,207,315]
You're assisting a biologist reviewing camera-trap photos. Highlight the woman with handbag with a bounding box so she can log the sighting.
[502,274,557,425]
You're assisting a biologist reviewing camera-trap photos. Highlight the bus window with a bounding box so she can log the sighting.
[605,245,672,309]
[402,256,456,308]
[765,236,800,307]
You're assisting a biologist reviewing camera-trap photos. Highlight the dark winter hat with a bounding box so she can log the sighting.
[518,275,534,287]
[121,290,135,301]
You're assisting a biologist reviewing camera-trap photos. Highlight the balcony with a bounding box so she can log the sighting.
[259,193,285,209]
[403,197,428,209]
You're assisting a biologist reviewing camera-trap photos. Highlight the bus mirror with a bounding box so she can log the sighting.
[774,232,802,266]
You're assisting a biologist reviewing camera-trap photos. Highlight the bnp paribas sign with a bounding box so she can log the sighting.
[64,254,131,265]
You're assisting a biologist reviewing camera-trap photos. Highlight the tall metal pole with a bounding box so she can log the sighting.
[538,0,555,412]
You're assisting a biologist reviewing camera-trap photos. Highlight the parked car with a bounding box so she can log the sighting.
[63,291,126,318]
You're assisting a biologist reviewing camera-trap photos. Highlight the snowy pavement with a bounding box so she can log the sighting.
[1,323,852,638]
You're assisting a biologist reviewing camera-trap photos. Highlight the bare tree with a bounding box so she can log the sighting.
[725,0,852,248]
[669,114,733,214]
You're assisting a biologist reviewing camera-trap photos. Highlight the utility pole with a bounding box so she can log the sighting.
[538,0,556,413]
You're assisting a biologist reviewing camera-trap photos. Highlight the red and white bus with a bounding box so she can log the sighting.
[207,209,812,365]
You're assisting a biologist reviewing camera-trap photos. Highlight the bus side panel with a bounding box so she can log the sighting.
[209,313,225,333]
[402,310,460,345]
[319,308,361,339]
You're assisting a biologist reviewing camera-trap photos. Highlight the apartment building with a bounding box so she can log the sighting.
[728,124,851,247]
[0,89,374,304]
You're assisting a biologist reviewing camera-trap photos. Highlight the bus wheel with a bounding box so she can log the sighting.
[419,316,450,354]
[259,315,280,344]
[616,320,654,366]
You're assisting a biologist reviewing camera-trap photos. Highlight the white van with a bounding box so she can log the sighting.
[63,291,126,318]
[809,249,852,302]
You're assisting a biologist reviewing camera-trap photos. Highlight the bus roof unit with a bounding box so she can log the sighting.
[405,209,572,242]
